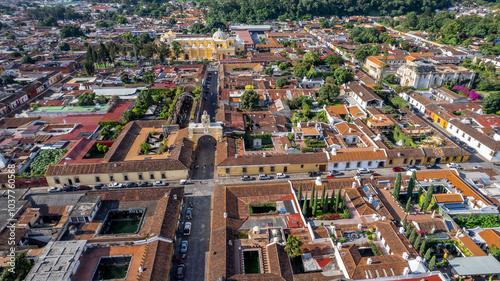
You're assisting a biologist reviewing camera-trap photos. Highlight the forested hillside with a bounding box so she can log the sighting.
[204,0,452,23]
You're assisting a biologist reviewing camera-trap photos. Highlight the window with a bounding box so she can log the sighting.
[403,159,408,164]
[150,174,155,180]
[389,160,393,164]
[124,175,128,181]
[139,174,143,181]
[456,129,459,133]
[242,167,247,173]
[368,161,372,166]
[55,178,60,184]
[357,162,361,167]
[110,175,114,182]
[427,158,432,162]
[259,167,264,173]
[162,174,166,179]
[453,157,457,161]
[468,136,471,141]
[226,168,230,174]
[95,176,100,183]
[334,163,338,168]
[445,157,449,161]
[346,162,350,168]
[301,165,304,168]
[462,133,465,137]
[270,166,275,172]
[478,143,481,148]
[75,177,80,184]
[449,125,453,129]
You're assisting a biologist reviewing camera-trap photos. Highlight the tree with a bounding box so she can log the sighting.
[407,171,416,202]
[121,110,135,122]
[383,73,398,84]
[284,235,303,258]
[21,56,35,64]
[0,252,33,281]
[76,91,95,106]
[428,255,436,271]
[333,68,352,85]
[303,51,321,65]
[405,199,412,212]
[10,51,21,58]
[59,42,70,51]
[97,42,109,67]
[384,105,396,115]
[157,41,171,64]
[60,25,84,38]
[424,248,432,261]
[312,191,318,217]
[264,67,274,76]
[142,71,155,84]
[419,239,427,256]
[483,92,500,112]
[240,90,259,110]
[116,16,128,24]
[0,75,15,85]
[328,189,335,212]
[83,58,95,76]
[96,95,107,105]
[422,184,434,211]
[172,41,182,61]
[136,90,153,109]
[489,247,500,259]
[276,77,288,88]
[393,172,401,199]
[318,84,340,106]
[324,53,343,66]
[408,228,417,244]
[321,185,326,209]
[293,64,309,78]
[414,234,421,249]
[335,188,341,213]
[298,183,302,202]
[302,192,308,216]
[402,217,407,228]
[140,142,150,154]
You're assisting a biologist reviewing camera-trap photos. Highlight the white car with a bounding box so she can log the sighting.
[447,163,459,168]
[473,166,484,169]
[183,222,192,236]
[47,187,61,193]
[180,240,188,253]
[357,168,371,174]
[153,181,166,186]
[108,182,123,188]
[276,173,287,179]
[258,174,271,180]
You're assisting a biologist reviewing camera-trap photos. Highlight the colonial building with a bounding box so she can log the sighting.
[160,29,244,61]
[396,62,475,89]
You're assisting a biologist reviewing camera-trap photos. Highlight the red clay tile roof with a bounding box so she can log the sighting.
[479,229,500,248]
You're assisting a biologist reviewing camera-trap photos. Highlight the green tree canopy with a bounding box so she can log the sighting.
[240,90,259,110]
[285,235,303,258]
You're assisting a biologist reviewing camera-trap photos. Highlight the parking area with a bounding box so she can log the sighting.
[170,182,213,281]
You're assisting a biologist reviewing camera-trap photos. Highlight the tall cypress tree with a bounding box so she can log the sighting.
[422,184,434,211]
[424,248,432,261]
[310,184,316,208]
[419,239,427,256]
[408,228,417,244]
[312,191,318,217]
[341,189,347,211]
[335,188,342,213]
[298,183,302,202]
[414,234,421,249]
[323,190,329,214]
[407,171,416,202]
[428,256,436,270]
[405,198,412,212]
[320,185,326,209]
[393,172,402,199]
[302,192,308,216]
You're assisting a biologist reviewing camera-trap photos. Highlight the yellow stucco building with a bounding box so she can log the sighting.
[160,29,244,61]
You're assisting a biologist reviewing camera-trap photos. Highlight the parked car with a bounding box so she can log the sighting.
[180,240,188,253]
[76,185,91,191]
[176,264,185,280]
[94,184,104,190]
[109,182,123,188]
[406,165,419,171]
[473,165,484,169]
[258,174,271,180]
[62,186,75,192]
[183,222,192,236]
[138,182,150,187]
[308,171,319,177]
[425,164,439,169]
[241,175,256,181]
[392,167,405,172]
[372,173,381,176]
[276,173,287,179]
[447,163,459,168]
[126,182,138,188]
[153,181,167,186]
[186,208,192,220]
[330,170,343,176]
[357,168,371,174]
[494,162,500,167]
[48,187,61,193]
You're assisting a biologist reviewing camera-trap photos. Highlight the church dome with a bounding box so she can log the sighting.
[212,28,226,40]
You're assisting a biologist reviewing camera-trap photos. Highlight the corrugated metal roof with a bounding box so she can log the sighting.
[448,256,500,275]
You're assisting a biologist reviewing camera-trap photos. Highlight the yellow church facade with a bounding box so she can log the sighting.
[160,29,245,61]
